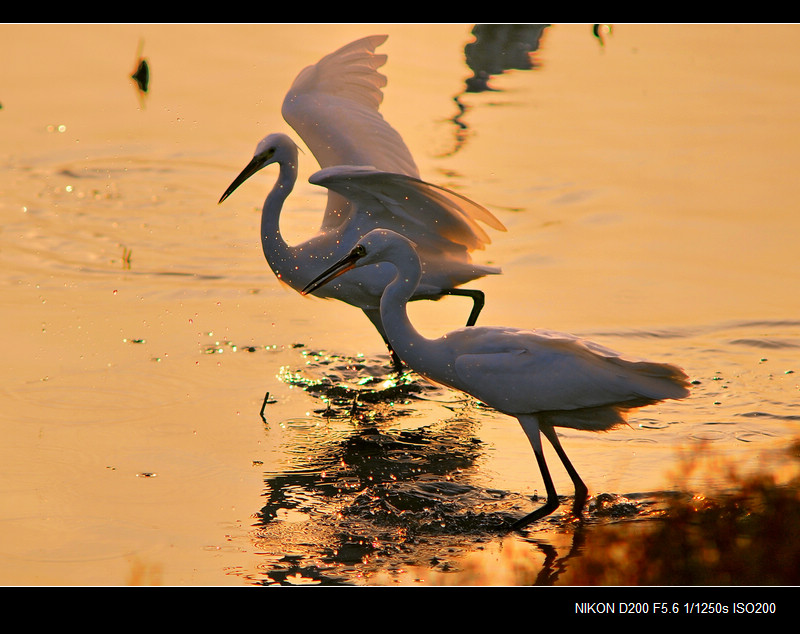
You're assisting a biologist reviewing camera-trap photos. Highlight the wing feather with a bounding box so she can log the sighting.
[310,165,506,253]
[452,328,690,415]
[282,35,419,178]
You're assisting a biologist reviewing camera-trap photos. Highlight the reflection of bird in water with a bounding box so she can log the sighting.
[445,24,550,156]
[463,23,611,94]
[464,24,550,93]
[446,24,612,156]
[218,35,505,367]
[304,229,691,530]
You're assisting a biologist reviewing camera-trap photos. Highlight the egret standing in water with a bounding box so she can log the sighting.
[219,35,505,365]
[303,229,691,529]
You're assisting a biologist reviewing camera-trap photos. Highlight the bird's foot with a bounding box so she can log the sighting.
[508,499,561,532]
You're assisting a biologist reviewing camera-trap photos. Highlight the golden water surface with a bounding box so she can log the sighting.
[1,23,798,585]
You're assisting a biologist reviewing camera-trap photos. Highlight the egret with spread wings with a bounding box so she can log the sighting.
[219,35,505,365]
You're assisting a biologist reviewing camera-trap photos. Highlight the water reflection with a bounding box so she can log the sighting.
[264,350,492,517]
[444,24,550,157]
[446,23,611,156]
[526,528,586,586]
[250,349,513,584]
[463,24,550,93]
[248,347,664,585]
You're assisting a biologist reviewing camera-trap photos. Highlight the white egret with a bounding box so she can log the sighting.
[219,35,506,365]
[303,229,692,529]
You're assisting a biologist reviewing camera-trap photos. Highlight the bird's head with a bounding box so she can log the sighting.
[301,229,416,296]
[218,133,299,204]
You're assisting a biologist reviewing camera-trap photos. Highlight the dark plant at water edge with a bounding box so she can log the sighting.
[562,439,800,585]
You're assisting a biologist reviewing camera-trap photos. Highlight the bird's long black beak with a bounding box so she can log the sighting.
[218,155,264,204]
[301,246,365,296]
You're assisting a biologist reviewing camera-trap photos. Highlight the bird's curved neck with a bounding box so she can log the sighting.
[379,249,430,368]
[261,161,297,285]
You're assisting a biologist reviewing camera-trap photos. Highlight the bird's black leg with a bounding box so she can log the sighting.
[362,307,404,370]
[512,415,561,530]
[439,288,485,326]
[375,333,404,371]
[511,449,561,530]
[388,346,404,372]
[541,425,588,517]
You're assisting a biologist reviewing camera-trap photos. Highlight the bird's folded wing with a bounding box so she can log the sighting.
[453,331,689,413]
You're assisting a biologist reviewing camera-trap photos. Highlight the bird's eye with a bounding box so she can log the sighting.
[353,245,366,258]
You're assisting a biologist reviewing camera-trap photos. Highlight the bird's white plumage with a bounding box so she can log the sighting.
[447,325,689,422]
[282,35,419,184]
[219,36,505,360]
[310,166,504,252]
[303,229,691,527]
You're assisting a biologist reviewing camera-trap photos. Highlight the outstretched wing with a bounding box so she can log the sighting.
[310,165,506,256]
[282,35,417,176]
[283,35,420,231]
